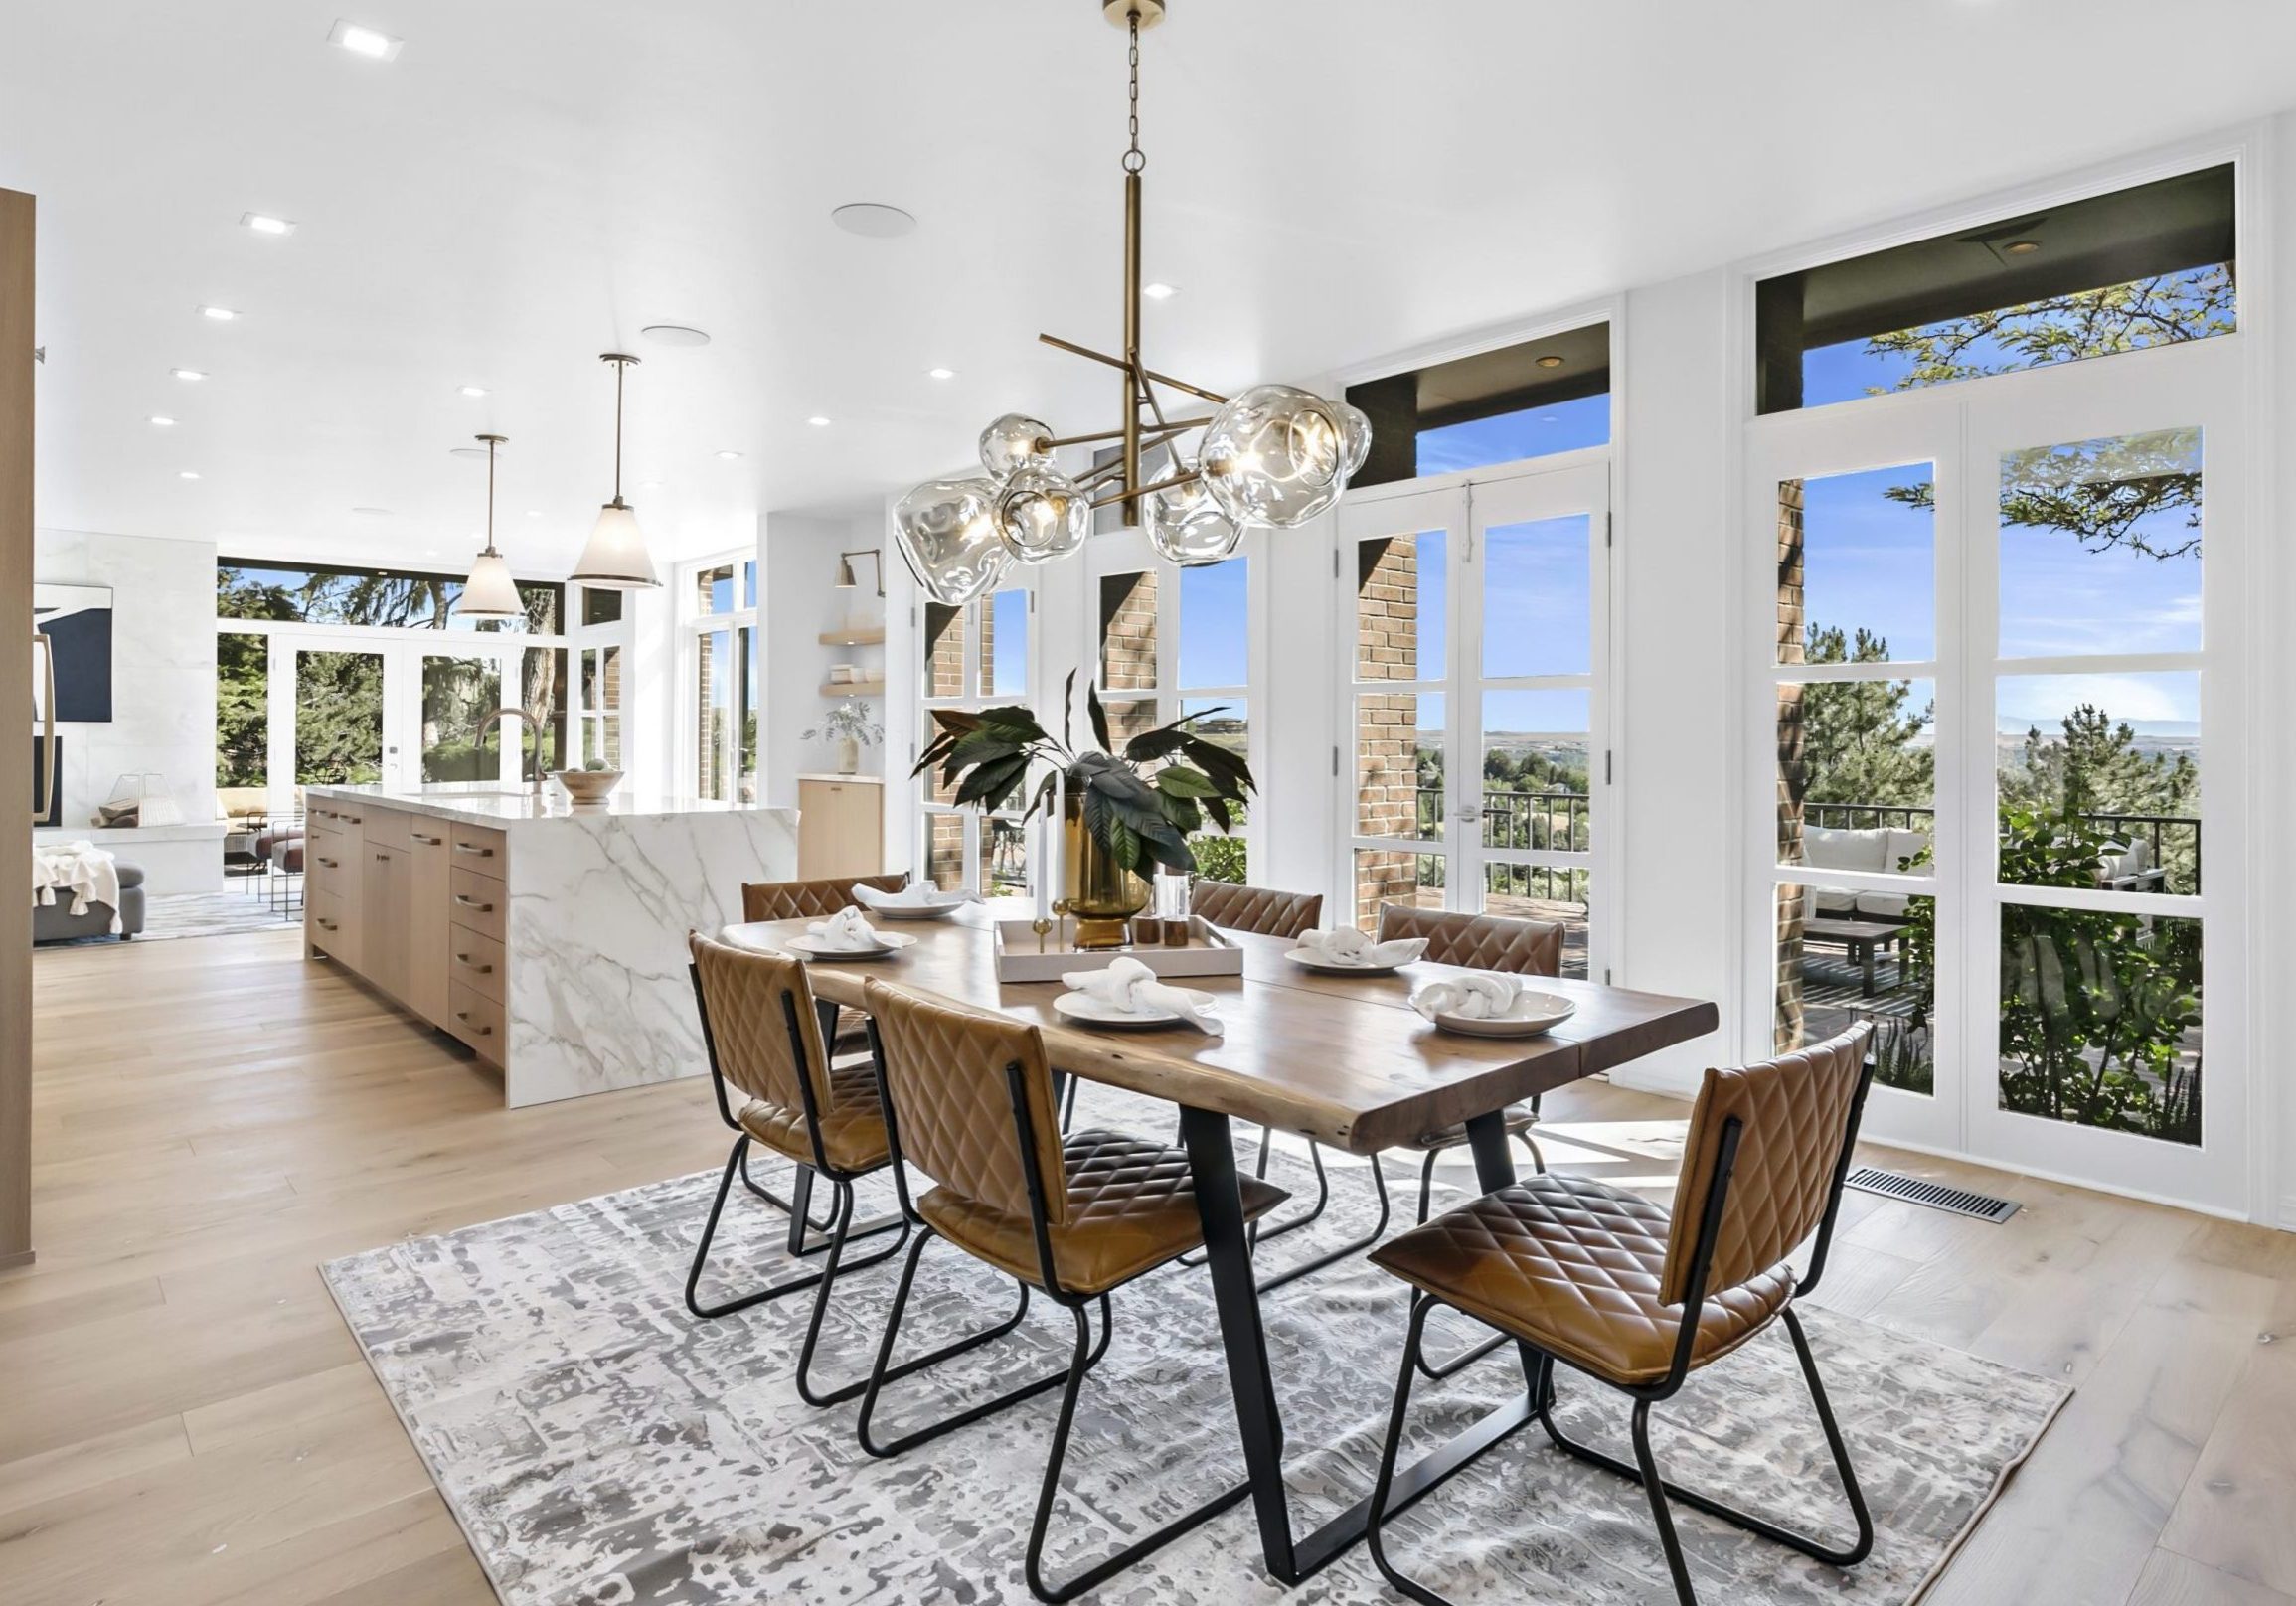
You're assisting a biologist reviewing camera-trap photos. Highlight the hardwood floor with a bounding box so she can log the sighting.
[4,927,2291,1605]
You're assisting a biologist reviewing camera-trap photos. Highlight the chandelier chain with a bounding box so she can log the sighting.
[1122,13,1143,174]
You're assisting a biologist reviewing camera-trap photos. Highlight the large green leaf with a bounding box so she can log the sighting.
[1086,680,1113,754]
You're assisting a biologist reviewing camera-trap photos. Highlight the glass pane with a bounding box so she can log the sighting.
[1179,559,1247,690]
[215,631,267,791]
[985,588,1029,699]
[519,646,567,773]
[1418,392,1609,475]
[1999,908,2201,1146]
[1356,691,1443,841]
[738,627,759,801]
[743,559,758,609]
[923,602,967,700]
[1483,516,1588,678]
[585,714,623,770]
[1355,530,1444,681]
[1354,848,1444,931]
[1999,428,2202,657]
[924,812,969,892]
[1181,697,1247,880]
[1775,676,1936,883]
[982,815,1030,897]
[1103,696,1163,750]
[696,563,736,616]
[1480,864,1590,980]
[1480,690,1590,850]
[580,644,622,714]
[294,650,385,784]
[1777,466,1934,666]
[580,586,623,626]
[1997,673,2199,894]
[1099,570,1159,690]
[420,656,502,783]
[697,629,732,801]
[1774,883,1934,1096]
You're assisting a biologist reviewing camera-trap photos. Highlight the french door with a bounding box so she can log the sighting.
[264,632,529,808]
[1746,338,2247,1213]
[1335,456,1612,978]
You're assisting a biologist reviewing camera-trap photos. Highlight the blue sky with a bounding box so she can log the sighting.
[1418,393,1609,475]
[989,587,1028,696]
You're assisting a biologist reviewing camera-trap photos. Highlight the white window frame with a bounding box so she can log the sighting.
[916,576,1040,893]
[675,552,758,804]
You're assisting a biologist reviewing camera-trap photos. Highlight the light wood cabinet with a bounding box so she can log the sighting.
[408,827,450,1024]
[798,776,884,879]
[361,845,410,1002]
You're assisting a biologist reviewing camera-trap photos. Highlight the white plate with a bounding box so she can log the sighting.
[1054,988,1218,1029]
[866,901,967,922]
[1432,992,1576,1038]
[1283,948,1407,976]
[784,931,918,960]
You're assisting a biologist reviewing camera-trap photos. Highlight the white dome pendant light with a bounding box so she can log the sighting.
[571,352,660,589]
[459,433,526,622]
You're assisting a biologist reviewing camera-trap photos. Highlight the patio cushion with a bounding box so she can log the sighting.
[1857,827,1931,919]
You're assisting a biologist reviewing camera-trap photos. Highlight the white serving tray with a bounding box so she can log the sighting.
[993,916,1244,984]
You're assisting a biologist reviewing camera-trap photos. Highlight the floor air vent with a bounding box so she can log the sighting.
[1844,1167,2021,1223]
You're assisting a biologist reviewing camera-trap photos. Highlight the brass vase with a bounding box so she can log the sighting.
[1063,792,1148,949]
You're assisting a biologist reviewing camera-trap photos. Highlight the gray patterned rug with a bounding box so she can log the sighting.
[322,1112,2067,1606]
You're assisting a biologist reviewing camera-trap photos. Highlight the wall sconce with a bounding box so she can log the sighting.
[834,549,885,596]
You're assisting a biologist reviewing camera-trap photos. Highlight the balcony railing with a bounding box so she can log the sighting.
[1801,801,2201,893]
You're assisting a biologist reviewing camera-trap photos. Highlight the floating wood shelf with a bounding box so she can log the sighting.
[820,678,886,697]
[817,627,886,647]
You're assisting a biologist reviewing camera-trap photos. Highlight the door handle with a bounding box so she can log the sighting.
[375,852,389,863]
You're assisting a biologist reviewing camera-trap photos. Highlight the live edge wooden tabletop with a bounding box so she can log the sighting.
[719,905,1717,1156]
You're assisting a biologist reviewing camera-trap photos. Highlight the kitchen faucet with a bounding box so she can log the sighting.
[474,706,548,797]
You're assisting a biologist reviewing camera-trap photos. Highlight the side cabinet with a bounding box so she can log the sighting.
[408,825,450,1025]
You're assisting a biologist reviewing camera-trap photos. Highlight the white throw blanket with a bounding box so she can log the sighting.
[33,840,122,933]
[851,883,971,913]
[1296,926,1427,968]
[804,906,886,951]
[1409,972,1525,1022]
[1062,955,1223,1035]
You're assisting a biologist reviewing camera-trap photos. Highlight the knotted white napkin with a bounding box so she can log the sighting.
[1062,955,1224,1035]
[852,883,970,912]
[1409,972,1525,1022]
[1297,926,1427,968]
[805,906,885,951]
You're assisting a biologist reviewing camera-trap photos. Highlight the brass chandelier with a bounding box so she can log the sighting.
[893,0,1371,606]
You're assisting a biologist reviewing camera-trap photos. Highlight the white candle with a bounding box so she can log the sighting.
[1034,764,1053,922]
[1049,762,1066,912]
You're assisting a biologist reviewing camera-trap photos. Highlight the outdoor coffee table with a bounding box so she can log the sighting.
[1803,915,1901,997]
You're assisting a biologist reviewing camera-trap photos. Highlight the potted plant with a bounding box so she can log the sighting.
[915,671,1254,946]
[804,698,885,776]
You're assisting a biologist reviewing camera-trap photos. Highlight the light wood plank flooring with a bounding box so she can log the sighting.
[3,928,2291,1605]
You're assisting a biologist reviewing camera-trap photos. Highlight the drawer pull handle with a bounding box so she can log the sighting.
[452,843,496,858]
[317,918,337,931]
[412,833,442,845]
[343,815,362,824]
[454,953,494,974]
[453,1010,493,1037]
[453,893,496,912]
[375,853,389,863]
[318,856,339,869]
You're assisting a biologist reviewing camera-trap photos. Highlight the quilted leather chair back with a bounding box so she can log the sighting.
[1375,904,1563,976]
[864,979,1068,1227]
[1191,881,1324,940]
[740,872,910,922]
[1659,1023,1871,1307]
[689,930,832,1116]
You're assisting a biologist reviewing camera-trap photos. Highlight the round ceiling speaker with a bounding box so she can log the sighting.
[831,203,917,239]
[641,324,711,348]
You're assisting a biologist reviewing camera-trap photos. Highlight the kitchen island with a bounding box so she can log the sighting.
[301,783,798,1107]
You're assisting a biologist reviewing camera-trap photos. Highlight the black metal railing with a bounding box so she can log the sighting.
[1799,802,2200,894]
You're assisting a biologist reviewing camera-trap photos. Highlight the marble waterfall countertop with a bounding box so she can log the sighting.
[304,782,799,1107]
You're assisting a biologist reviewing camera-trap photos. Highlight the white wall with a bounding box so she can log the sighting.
[760,512,888,809]
[33,527,216,833]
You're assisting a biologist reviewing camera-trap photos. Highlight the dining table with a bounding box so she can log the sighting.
[721,899,1719,1586]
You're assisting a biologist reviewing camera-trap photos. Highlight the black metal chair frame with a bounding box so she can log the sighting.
[857,1024,1253,1604]
[1408,1113,1546,1382]
[1363,1059,1878,1606]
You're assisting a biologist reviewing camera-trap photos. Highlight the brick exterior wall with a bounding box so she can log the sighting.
[1099,571,1158,691]
[1353,535,1430,926]
[920,596,999,890]
[1774,478,1808,1050]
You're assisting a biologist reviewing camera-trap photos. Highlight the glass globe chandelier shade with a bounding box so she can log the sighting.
[895,476,1010,605]
[1335,397,1374,478]
[571,500,659,589]
[1143,454,1243,565]
[979,414,1054,480]
[459,549,524,620]
[1199,384,1351,530]
[995,465,1090,563]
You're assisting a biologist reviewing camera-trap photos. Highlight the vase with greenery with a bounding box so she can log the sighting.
[803,699,885,776]
[915,672,1254,947]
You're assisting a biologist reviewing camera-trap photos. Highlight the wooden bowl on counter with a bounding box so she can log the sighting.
[556,769,623,805]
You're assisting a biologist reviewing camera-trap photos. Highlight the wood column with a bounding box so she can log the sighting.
[1,187,33,1268]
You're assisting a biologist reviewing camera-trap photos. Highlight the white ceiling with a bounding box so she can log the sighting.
[7,0,2296,573]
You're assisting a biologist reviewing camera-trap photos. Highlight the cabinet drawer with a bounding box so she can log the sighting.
[307,887,344,944]
[447,865,506,942]
[446,927,506,1004]
[329,801,371,832]
[362,806,410,851]
[448,823,507,869]
[307,836,353,884]
[446,980,505,1062]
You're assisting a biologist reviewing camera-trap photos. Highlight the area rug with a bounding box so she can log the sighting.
[322,1122,2066,1606]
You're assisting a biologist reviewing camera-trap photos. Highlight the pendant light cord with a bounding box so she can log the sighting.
[612,357,625,501]
[485,436,498,555]
[1122,13,1143,175]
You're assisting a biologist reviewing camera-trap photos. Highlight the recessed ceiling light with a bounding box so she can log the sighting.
[200,305,239,321]
[351,506,392,517]
[423,547,439,556]
[458,384,489,398]
[326,19,404,60]
[171,368,207,382]
[1535,354,1565,369]
[178,470,202,480]
[526,508,542,518]
[641,324,711,348]
[239,212,297,237]
[2005,239,2043,255]
[715,449,745,460]
[148,415,176,427]
[1142,281,1177,300]
[927,367,956,381]
[806,415,832,428]
[830,203,916,239]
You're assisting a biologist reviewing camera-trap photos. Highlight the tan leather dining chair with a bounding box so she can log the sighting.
[857,978,1287,1603]
[1362,1024,1877,1606]
[1190,879,1323,940]
[738,872,910,1049]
